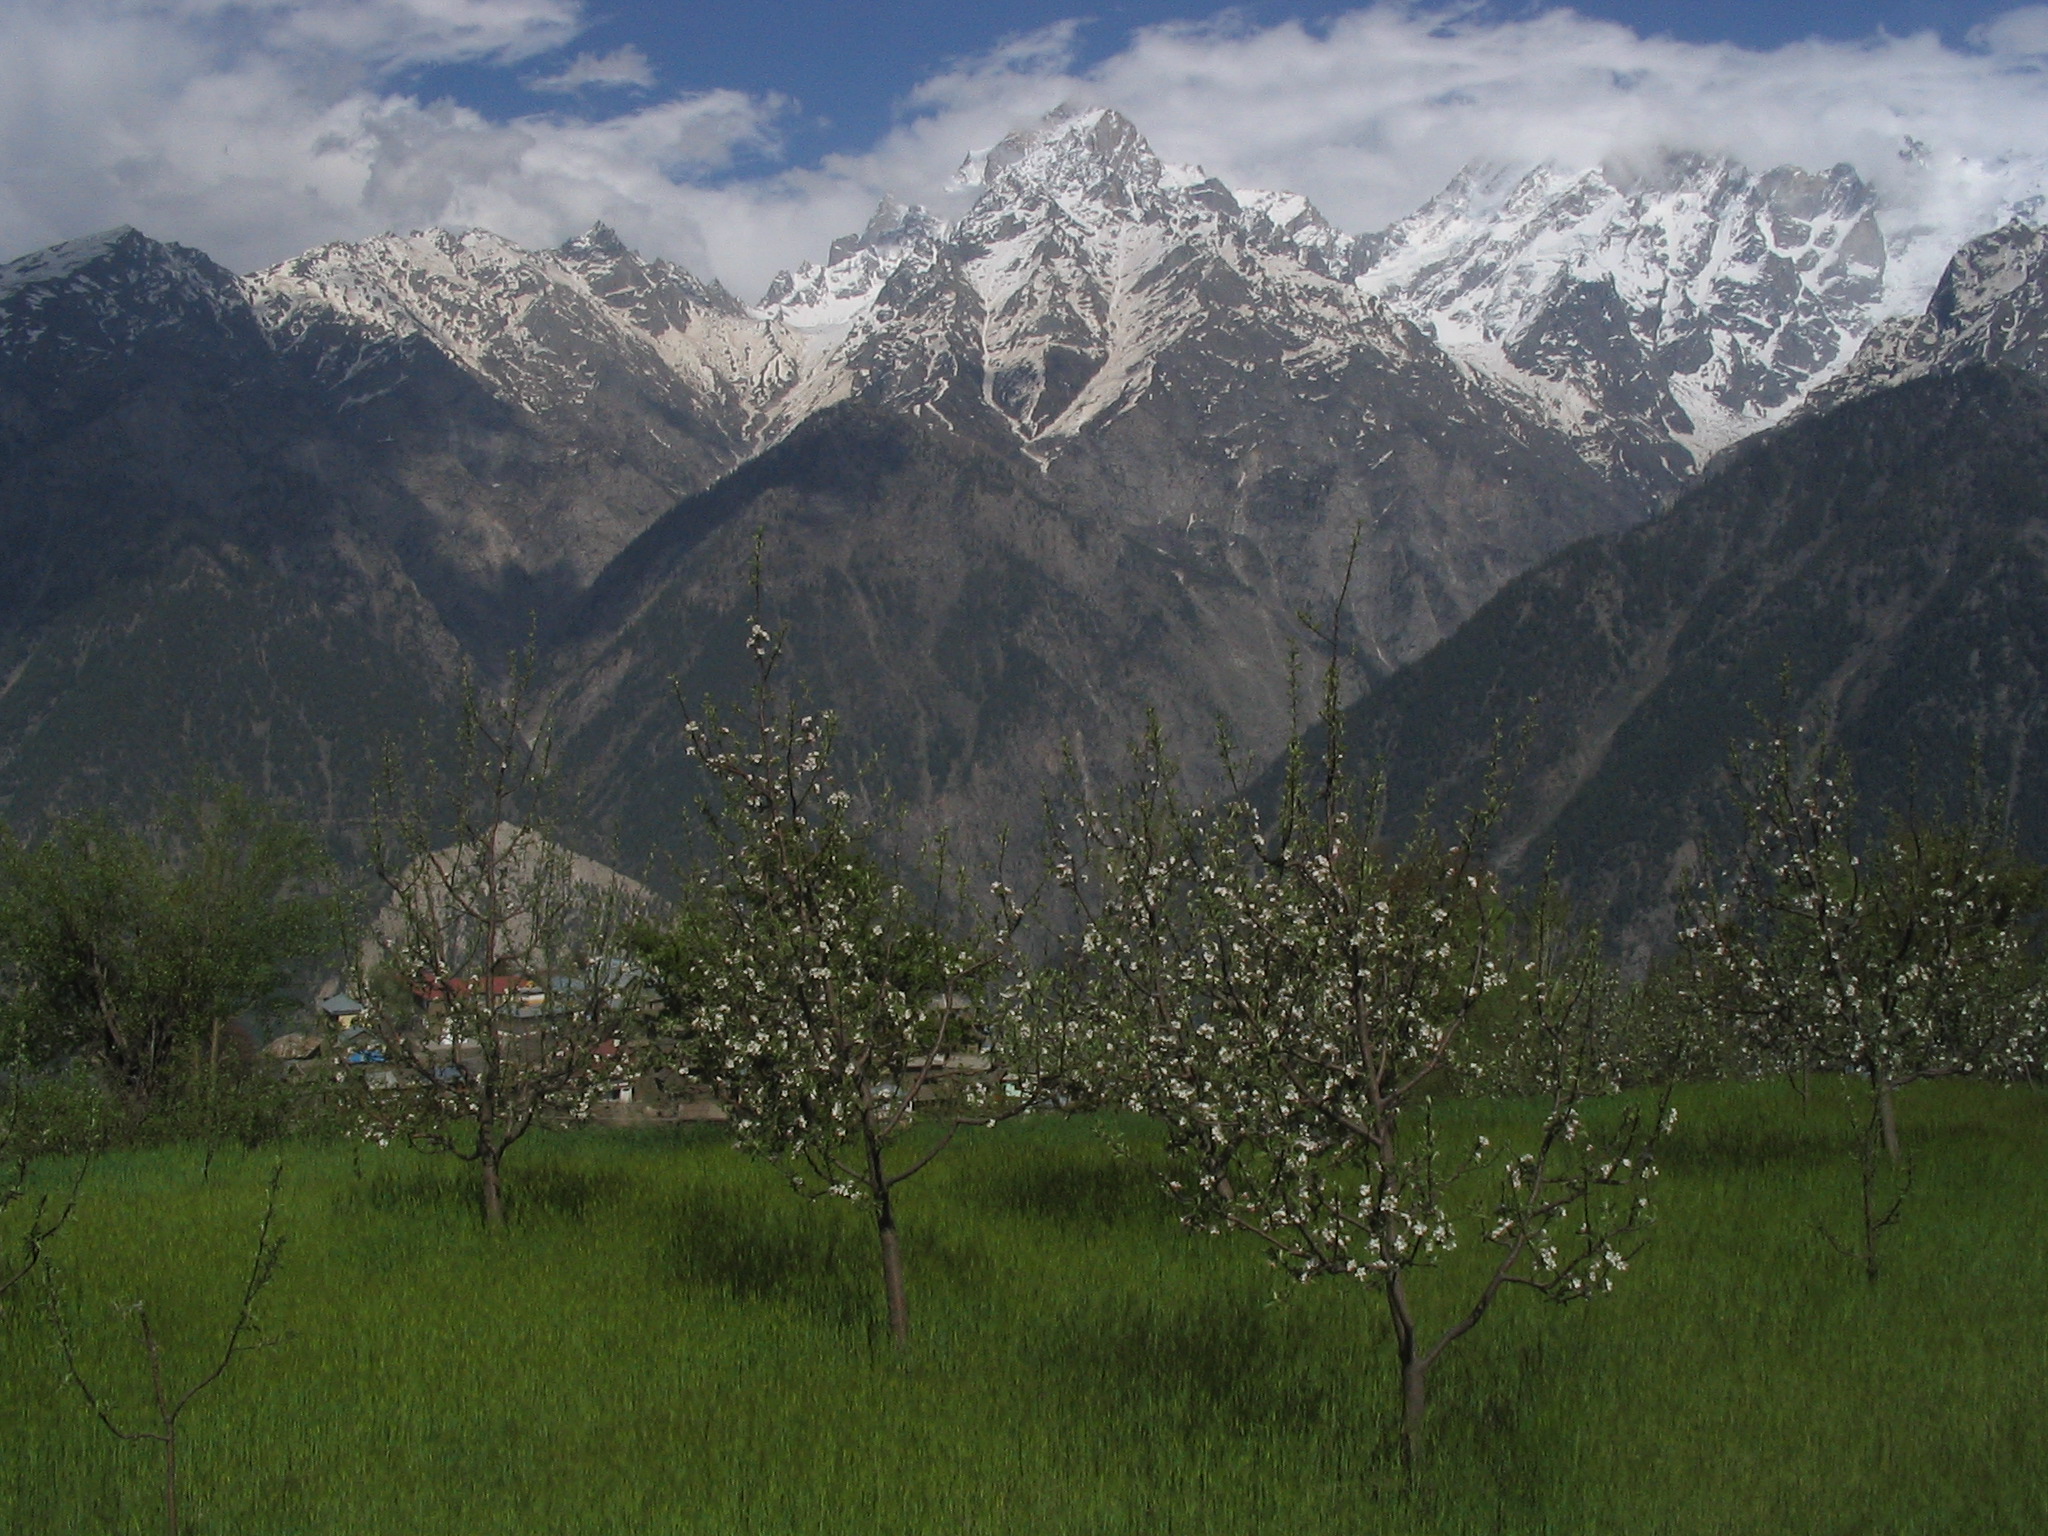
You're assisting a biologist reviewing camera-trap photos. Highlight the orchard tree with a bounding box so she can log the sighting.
[655,616,1033,1346]
[1050,683,1664,1471]
[357,666,649,1229]
[1681,722,2046,1277]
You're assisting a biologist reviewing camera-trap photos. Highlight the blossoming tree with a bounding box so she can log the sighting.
[1681,722,2045,1277]
[654,618,1031,1346]
[1051,692,1664,1469]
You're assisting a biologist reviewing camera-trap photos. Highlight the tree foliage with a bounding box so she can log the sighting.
[1049,679,1663,1469]
[647,617,1026,1344]
[0,788,336,1115]
[1685,727,2045,1100]
[1680,720,2046,1276]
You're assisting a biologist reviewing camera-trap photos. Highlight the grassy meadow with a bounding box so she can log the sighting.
[1,1080,2044,1534]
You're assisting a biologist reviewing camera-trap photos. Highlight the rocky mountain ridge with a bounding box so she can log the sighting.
[202,107,2007,515]
[0,227,253,366]
[1326,229,2048,952]
[764,111,1466,447]
[216,107,1649,674]
[1349,156,1889,484]
[246,224,801,435]
[1806,220,2048,412]
[2,106,2045,866]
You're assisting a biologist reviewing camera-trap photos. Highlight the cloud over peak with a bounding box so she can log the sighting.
[0,2,2046,310]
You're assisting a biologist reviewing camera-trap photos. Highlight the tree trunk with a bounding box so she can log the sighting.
[876,1196,909,1346]
[1400,1352,1430,1474]
[1857,1125,1885,1283]
[163,1429,180,1536]
[201,1022,225,1182]
[1873,1072,1901,1163]
[1386,1272,1427,1475]
[479,1143,505,1229]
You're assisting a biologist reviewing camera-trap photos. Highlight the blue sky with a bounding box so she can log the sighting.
[412,3,2025,170]
[2,1,2045,296]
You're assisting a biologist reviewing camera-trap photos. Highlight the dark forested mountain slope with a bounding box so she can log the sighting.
[244,223,799,631]
[553,401,1363,869]
[1344,364,2048,955]
[0,228,468,836]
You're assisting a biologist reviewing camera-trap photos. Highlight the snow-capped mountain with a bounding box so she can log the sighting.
[1809,221,2048,410]
[554,105,1638,855]
[0,226,259,370]
[237,223,820,593]
[1348,156,1888,479]
[752,114,1962,499]
[0,225,478,835]
[3,103,2045,858]
[762,109,1465,453]
[245,223,802,446]
[759,198,947,345]
[163,104,2041,521]
[13,107,2023,555]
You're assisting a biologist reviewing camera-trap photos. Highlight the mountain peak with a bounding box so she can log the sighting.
[561,221,630,261]
[956,106,1196,213]
[0,226,188,299]
[1806,220,2048,412]
[821,197,945,267]
[1355,152,1890,470]
[760,195,948,329]
[861,196,911,240]
[0,226,247,354]
[1930,219,2048,329]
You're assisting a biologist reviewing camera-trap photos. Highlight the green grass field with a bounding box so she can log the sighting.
[2,1080,2043,1534]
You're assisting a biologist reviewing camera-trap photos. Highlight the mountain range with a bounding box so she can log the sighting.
[1343,220,2048,953]
[1,105,2043,923]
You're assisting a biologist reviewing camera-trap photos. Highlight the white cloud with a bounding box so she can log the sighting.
[815,4,2048,314]
[525,44,655,93]
[1970,6,2048,54]
[0,0,777,276]
[3,2,2048,310]
[231,0,582,69]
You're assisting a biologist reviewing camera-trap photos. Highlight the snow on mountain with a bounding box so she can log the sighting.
[758,113,2048,495]
[0,227,154,301]
[243,224,803,427]
[762,107,1431,452]
[757,111,2007,496]
[10,104,2042,525]
[1807,220,2048,411]
[1350,156,1889,471]
[554,225,803,415]
[758,198,947,344]
[1230,187,1367,277]
[0,227,252,362]
[236,224,828,595]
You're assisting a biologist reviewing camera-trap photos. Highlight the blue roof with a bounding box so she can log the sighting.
[321,993,364,1015]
